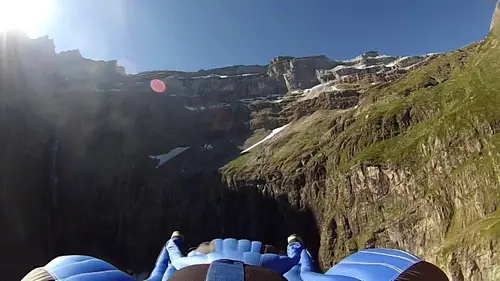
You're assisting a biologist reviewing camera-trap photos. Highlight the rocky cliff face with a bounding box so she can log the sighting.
[0,31,320,280]
[56,49,127,90]
[491,1,500,33]
[0,31,57,279]
[1,5,499,281]
[223,31,500,281]
[268,55,336,90]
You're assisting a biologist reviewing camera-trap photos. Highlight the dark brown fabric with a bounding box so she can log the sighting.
[21,268,55,281]
[168,264,286,281]
[396,261,449,281]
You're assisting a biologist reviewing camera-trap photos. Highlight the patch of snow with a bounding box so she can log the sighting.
[385,61,397,68]
[305,83,327,93]
[238,94,282,103]
[185,104,230,111]
[303,82,340,95]
[149,147,190,168]
[211,103,230,108]
[296,81,342,102]
[192,74,223,79]
[238,98,255,103]
[267,94,282,98]
[332,63,378,71]
[385,56,409,68]
[190,73,259,79]
[402,63,423,71]
[289,89,304,95]
[241,124,290,154]
[332,65,351,71]
[96,88,120,92]
[426,53,441,56]
[355,64,381,70]
[201,144,214,151]
[351,55,363,62]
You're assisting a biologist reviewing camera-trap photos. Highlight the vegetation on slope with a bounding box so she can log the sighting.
[224,33,500,176]
[221,30,500,277]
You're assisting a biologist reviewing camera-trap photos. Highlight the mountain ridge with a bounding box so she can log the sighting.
[222,10,500,280]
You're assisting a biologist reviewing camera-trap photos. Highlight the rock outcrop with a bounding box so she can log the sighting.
[223,35,500,281]
[0,32,57,95]
[315,52,437,87]
[268,55,337,91]
[56,50,127,89]
[491,0,500,33]
[0,31,57,279]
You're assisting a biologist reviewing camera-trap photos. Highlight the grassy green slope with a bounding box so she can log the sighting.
[225,32,500,175]
[222,31,500,268]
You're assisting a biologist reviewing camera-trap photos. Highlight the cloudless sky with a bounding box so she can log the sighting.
[34,0,498,73]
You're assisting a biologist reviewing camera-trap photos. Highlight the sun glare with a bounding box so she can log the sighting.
[0,0,53,34]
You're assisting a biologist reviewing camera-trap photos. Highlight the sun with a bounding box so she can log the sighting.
[0,0,53,34]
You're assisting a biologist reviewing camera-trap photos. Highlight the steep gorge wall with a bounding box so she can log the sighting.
[0,33,322,280]
[0,32,57,279]
[491,1,500,33]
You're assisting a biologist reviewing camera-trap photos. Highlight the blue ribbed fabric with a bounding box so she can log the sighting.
[205,260,244,281]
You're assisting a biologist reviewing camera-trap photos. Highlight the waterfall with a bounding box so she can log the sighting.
[50,140,59,206]
[48,139,59,257]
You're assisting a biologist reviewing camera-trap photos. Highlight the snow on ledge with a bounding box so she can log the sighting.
[185,104,230,111]
[385,56,409,68]
[149,147,190,168]
[201,144,213,151]
[241,124,290,154]
[191,73,260,79]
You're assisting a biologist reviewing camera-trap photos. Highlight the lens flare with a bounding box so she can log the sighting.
[150,79,166,93]
[0,0,53,35]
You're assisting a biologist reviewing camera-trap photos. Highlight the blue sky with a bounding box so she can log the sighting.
[37,0,498,73]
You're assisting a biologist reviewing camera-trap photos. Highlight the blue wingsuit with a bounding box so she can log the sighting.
[31,238,440,281]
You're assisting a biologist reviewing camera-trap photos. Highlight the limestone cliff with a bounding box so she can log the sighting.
[223,31,500,281]
[491,1,500,33]
[56,49,127,89]
[0,31,57,279]
[268,55,336,90]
